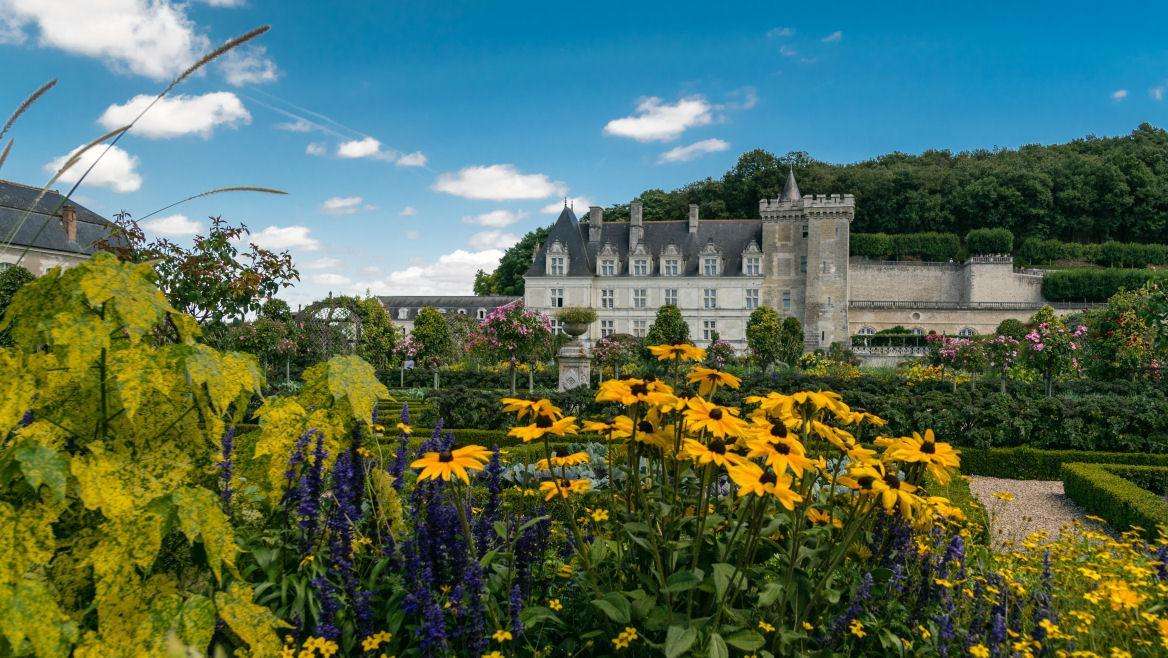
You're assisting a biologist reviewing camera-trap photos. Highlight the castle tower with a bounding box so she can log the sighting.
[760,170,854,350]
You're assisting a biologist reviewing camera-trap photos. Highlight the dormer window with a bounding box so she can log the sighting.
[545,240,569,276]
[699,241,722,276]
[743,256,761,276]
[703,258,718,276]
[550,256,565,275]
[597,243,620,276]
[632,258,649,276]
[663,259,680,276]
[601,259,616,276]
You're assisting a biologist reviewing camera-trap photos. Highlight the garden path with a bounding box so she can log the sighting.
[968,476,1101,547]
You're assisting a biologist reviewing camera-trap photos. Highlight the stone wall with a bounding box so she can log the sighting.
[848,304,1086,336]
[849,260,965,303]
[0,246,86,275]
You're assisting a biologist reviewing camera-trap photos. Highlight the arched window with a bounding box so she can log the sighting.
[858,326,877,336]
[477,308,486,320]
[397,308,409,320]
[911,327,925,336]
[957,327,975,338]
[457,308,467,315]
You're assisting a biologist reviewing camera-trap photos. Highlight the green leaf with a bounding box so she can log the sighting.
[707,632,729,658]
[591,591,631,624]
[590,537,611,564]
[725,629,765,651]
[519,605,562,629]
[172,486,236,582]
[664,625,697,658]
[757,581,784,607]
[13,439,67,503]
[177,594,216,650]
[76,253,173,341]
[666,568,704,593]
[324,354,389,424]
[712,563,736,601]
[0,352,35,437]
[214,582,287,658]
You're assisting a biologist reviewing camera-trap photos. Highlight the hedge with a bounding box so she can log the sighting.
[1041,268,1168,302]
[850,233,895,260]
[1017,237,1168,269]
[1061,463,1168,537]
[851,232,962,262]
[966,228,1014,255]
[959,447,1168,480]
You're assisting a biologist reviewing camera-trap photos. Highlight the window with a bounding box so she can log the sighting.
[601,289,614,309]
[664,289,678,306]
[800,256,807,273]
[397,308,409,320]
[744,256,761,276]
[632,320,647,337]
[457,309,467,315]
[702,320,717,341]
[745,289,759,309]
[600,320,615,337]
[858,326,877,336]
[477,308,486,320]
[958,327,976,338]
[702,257,718,276]
[633,259,648,276]
[633,289,647,309]
[664,259,680,276]
[601,259,616,276]
[552,320,564,335]
[549,288,564,308]
[703,288,717,309]
[802,223,808,239]
[782,290,791,311]
[911,327,925,336]
[550,255,565,276]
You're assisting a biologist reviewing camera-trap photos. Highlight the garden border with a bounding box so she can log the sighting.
[1060,462,1168,537]
[959,447,1168,480]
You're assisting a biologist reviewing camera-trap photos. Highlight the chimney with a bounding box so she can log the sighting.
[588,205,603,242]
[629,200,643,245]
[688,204,699,234]
[60,205,77,243]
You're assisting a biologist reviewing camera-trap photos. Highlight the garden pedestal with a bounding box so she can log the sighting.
[557,340,591,391]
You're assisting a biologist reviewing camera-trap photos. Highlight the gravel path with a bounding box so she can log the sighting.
[968,476,1098,547]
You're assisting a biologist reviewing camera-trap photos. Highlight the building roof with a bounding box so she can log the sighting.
[781,168,801,201]
[526,206,764,277]
[377,295,520,320]
[0,179,116,255]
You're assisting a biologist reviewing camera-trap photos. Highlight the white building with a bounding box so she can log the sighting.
[0,179,119,274]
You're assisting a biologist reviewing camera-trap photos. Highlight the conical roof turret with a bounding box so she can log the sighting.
[780,168,801,201]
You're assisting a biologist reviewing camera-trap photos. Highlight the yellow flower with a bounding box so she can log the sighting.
[482,652,504,658]
[680,437,742,468]
[725,460,803,509]
[687,366,742,396]
[535,449,590,470]
[848,619,866,638]
[581,419,620,437]
[648,343,706,362]
[992,491,1015,503]
[684,397,747,438]
[501,397,563,420]
[548,598,563,611]
[539,478,591,500]
[395,422,412,435]
[596,378,677,407]
[411,445,492,484]
[743,433,815,476]
[805,507,842,528]
[590,508,609,522]
[758,620,775,633]
[508,414,578,442]
[969,644,990,658]
[362,631,392,652]
[612,411,676,452]
[557,563,574,578]
[802,622,814,631]
[611,626,640,649]
[883,429,961,484]
[492,629,513,643]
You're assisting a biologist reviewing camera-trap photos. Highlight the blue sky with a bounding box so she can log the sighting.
[1,0,1166,305]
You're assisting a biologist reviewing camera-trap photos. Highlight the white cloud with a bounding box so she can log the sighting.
[141,213,201,236]
[360,265,380,275]
[1,0,211,80]
[821,30,843,43]
[405,230,421,240]
[337,136,388,160]
[399,206,417,216]
[1150,86,1165,101]
[541,196,593,214]
[311,272,351,287]
[361,248,505,295]
[220,45,279,86]
[198,0,245,6]
[395,150,427,167]
[467,230,520,250]
[780,45,798,58]
[249,225,319,251]
[304,256,341,269]
[432,164,567,200]
[658,138,730,164]
[320,195,368,215]
[99,92,250,139]
[45,143,142,193]
[1112,89,1129,101]
[0,10,25,44]
[277,118,315,132]
[306,142,327,156]
[766,26,793,38]
[462,209,526,228]
[603,95,713,142]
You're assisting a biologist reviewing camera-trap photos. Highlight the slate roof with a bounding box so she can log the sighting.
[0,179,117,254]
[526,206,764,277]
[377,295,520,321]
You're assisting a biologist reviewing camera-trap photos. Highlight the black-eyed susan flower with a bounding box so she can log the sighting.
[508,414,578,442]
[535,449,590,470]
[684,397,747,438]
[611,411,675,452]
[725,461,803,509]
[744,433,816,476]
[539,478,591,500]
[883,429,961,484]
[396,422,413,435]
[839,463,890,495]
[411,445,492,484]
[581,418,620,438]
[501,397,563,420]
[680,437,741,468]
[596,378,677,407]
[687,366,742,396]
[805,507,843,528]
[648,343,706,362]
[877,471,921,520]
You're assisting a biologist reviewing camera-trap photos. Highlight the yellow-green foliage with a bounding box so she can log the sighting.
[0,253,281,657]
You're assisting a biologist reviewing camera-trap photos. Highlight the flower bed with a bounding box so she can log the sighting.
[1061,463,1168,536]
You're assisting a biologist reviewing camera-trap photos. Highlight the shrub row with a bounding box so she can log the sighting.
[851,231,963,262]
[965,228,1014,255]
[1061,463,1168,537]
[1018,237,1168,269]
[388,367,559,390]
[1041,268,1168,302]
[959,447,1168,480]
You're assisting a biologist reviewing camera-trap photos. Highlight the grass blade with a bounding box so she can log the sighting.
[138,186,289,221]
[0,139,12,173]
[0,79,57,143]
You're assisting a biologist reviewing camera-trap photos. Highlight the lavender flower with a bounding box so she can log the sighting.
[473,446,503,555]
[311,575,341,640]
[297,430,327,546]
[1155,544,1168,581]
[509,583,524,637]
[830,572,873,643]
[217,426,235,509]
[401,401,411,425]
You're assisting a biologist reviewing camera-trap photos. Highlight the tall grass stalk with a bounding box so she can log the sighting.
[138,186,288,222]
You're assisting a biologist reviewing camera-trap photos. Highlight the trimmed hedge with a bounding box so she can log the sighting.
[851,232,962,262]
[850,233,895,260]
[1061,463,1168,537]
[960,447,1168,480]
[1041,268,1168,302]
[1018,237,1168,269]
[966,228,1014,255]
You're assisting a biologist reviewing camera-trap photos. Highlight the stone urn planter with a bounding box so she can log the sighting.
[563,321,589,339]
[555,307,597,391]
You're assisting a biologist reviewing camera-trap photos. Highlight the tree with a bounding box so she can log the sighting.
[471,301,553,393]
[645,304,690,345]
[353,297,400,380]
[475,227,548,295]
[0,265,35,347]
[777,317,805,366]
[100,214,298,326]
[411,306,454,388]
[745,306,784,371]
[1022,306,1085,396]
[592,333,641,381]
